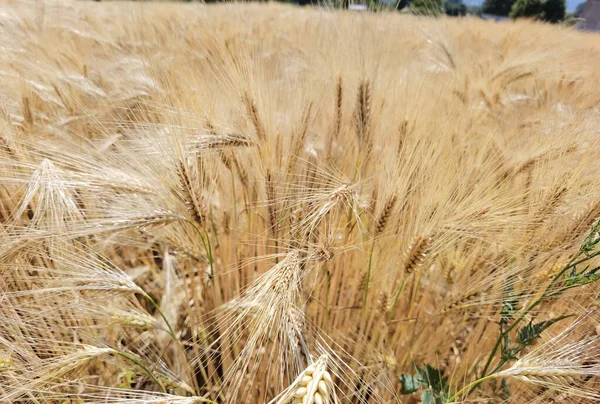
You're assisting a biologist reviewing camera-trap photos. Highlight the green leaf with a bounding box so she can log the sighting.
[501,346,519,362]
[421,389,435,404]
[398,373,420,394]
[564,267,600,287]
[415,364,449,395]
[517,315,572,346]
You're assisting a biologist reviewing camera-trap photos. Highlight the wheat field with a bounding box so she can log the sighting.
[1,1,600,403]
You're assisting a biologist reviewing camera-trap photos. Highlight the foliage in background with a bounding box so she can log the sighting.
[409,0,446,14]
[446,0,468,15]
[510,0,545,18]
[510,0,566,21]
[482,0,517,15]
[544,0,567,21]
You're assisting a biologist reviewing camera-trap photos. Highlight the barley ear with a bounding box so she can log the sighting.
[375,194,397,236]
[243,92,266,142]
[178,162,207,228]
[403,235,433,274]
[353,79,372,147]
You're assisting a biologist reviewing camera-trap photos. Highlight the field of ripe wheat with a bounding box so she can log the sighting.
[1,1,600,403]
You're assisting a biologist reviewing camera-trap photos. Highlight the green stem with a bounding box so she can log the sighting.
[447,374,497,403]
[480,246,600,379]
[184,218,214,279]
[143,292,177,342]
[141,291,196,393]
[456,222,600,399]
[209,208,220,249]
[388,277,407,322]
[114,350,166,393]
[363,242,376,310]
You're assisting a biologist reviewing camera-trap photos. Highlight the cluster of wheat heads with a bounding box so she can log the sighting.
[1,1,600,403]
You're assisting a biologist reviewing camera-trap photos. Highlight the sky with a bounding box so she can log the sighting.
[566,0,585,11]
[463,0,585,12]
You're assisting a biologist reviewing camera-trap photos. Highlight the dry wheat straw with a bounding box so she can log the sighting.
[1,4,599,403]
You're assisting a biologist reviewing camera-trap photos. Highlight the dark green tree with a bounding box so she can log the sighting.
[542,0,566,22]
[396,0,410,10]
[510,0,544,18]
[446,0,468,15]
[482,0,517,15]
[410,0,445,15]
[509,0,565,22]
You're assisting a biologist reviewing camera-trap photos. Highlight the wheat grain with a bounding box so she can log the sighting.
[374,194,397,236]
[178,162,208,228]
[403,235,432,274]
[353,79,372,148]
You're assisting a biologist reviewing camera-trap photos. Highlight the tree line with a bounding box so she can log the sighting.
[401,0,566,21]
[173,0,570,22]
[481,0,566,22]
